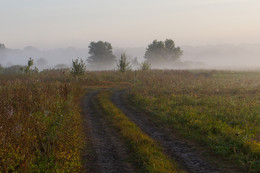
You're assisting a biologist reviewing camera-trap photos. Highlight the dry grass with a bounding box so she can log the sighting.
[0,72,85,172]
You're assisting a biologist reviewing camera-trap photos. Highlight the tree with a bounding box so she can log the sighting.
[71,58,86,77]
[131,57,139,70]
[23,58,38,74]
[117,53,131,72]
[55,64,68,69]
[0,64,3,74]
[0,43,5,49]
[144,39,183,67]
[3,65,25,75]
[25,58,34,73]
[36,58,48,68]
[87,41,116,70]
[0,44,6,59]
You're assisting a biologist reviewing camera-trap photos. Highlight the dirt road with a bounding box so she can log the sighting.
[82,90,220,173]
[82,91,135,173]
[111,90,220,173]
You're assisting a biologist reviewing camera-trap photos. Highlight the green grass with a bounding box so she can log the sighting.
[97,90,184,173]
[129,70,260,172]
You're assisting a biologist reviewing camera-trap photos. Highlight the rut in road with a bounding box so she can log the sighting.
[112,90,220,173]
[82,91,135,173]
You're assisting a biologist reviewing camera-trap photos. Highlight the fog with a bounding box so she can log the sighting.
[0,46,89,70]
[1,1,259,71]
[0,44,260,71]
[182,44,260,70]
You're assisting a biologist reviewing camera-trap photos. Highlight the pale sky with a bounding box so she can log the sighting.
[1,0,260,49]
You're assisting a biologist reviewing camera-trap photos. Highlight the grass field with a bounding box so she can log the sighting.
[0,71,85,172]
[0,69,259,172]
[129,70,260,171]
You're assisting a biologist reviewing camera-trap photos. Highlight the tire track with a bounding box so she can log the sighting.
[82,91,135,173]
[112,90,220,173]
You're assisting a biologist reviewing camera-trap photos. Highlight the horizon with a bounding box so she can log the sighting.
[1,43,260,69]
[3,42,260,50]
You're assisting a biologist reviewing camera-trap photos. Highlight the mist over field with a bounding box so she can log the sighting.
[0,46,88,70]
[1,44,260,70]
[182,44,260,69]
[1,1,260,71]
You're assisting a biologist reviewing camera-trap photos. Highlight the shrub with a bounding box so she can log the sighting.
[25,58,34,73]
[71,58,86,77]
[117,53,131,72]
[139,61,151,71]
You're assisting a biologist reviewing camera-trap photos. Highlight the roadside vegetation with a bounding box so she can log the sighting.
[97,90,184,173]
[0,71,85,172]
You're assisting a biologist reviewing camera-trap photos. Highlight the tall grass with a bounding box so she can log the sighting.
[0,72,85,172]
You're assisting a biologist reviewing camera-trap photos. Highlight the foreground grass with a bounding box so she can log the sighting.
[1,69,259,172]
[97,90,184,173]
[0,72,85,172]
[129,70,260,172]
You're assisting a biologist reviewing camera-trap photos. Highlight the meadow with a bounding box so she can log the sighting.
[0,69,259,172]
[129,70,260,171]
[0,71,85,172]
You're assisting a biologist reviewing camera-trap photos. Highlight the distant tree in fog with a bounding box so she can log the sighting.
[36,58,48,68]
[2,65,25,75]
[55,64,68,69]
[144,39,183,67]
[0,44,6,60]
[131,57,139,69]
[0,64,3,74]
[0,43,5,49]
[87,41,116,69]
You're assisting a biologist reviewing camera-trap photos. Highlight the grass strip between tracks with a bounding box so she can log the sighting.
[97,90,185,173]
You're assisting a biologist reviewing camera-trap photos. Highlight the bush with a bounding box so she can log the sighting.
[25,58,34,73]
[117,53,131,72]
[71,58,86,77]
[139,61,151,71]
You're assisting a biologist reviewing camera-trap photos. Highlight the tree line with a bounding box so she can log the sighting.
[85,39,183,70]
[0,39,183,74]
